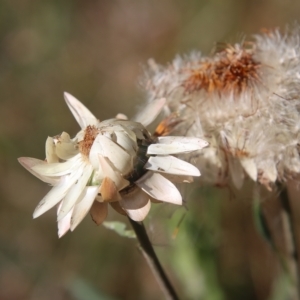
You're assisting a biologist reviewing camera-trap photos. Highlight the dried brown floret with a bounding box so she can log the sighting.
[183,45,261,95]
[78,125,99,157]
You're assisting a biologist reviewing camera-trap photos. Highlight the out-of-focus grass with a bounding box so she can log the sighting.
[1,0,300,299]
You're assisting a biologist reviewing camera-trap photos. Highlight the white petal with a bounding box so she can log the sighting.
[116,126,137,143]
[18,157,59,185]
[115,131,137,157]
[89,135,132,175]
[158,136,208,147]
[70,186,99,231]
[74,130,85,143]
[160,173,194,183]
[116,120,148,134]
[45,137,59,163]
[135,172,182,205]
[99,155,130,191]
[126,200,151,221]
[98,121,137,143]
[240,157,257,181]
[133,98,166,126]
[145,155,200,176]
[56,142,78,160]
[59,131,70,140]
[55,132,78,160]
[33,172,81,218]
[57,207,73,238]
[115,113,128,120]
[89,134,105,169]
[64,92,99,129]
[57,164,93,221]
[32,154,81,177]
[116,120,150,140]
[147,137,208,155]
[120,188,151,221]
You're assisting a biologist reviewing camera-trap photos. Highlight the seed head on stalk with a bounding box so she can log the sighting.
[141,27,300,191]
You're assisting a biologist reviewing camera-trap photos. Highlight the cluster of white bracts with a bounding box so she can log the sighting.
[19,93,207,237]
[141,28,300,190]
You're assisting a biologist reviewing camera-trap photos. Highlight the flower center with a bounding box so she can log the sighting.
[78,125,99,157]
[183,45,261,95]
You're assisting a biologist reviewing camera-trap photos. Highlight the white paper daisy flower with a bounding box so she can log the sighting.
[18,93,207,237]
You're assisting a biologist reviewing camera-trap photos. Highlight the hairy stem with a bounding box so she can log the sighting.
[129,218,179,300]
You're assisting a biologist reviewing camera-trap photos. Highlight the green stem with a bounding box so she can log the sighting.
[129,218,179,300]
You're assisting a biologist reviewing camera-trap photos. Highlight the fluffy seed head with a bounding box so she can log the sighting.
[141,26,300,190]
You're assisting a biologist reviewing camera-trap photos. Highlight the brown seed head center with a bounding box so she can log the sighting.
[183,45,261,95]
[78,125,100,157]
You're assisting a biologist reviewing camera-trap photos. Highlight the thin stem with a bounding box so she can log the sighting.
[128,218,179,300]
[279,186,300,299]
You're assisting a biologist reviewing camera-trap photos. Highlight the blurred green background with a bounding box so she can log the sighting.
[1,1,300,299]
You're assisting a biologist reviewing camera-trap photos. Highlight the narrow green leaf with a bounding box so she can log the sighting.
[103,221,136,238]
